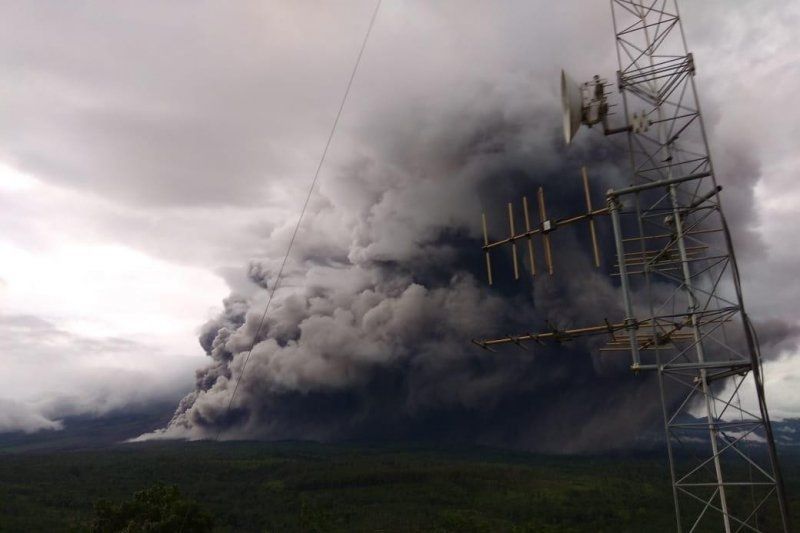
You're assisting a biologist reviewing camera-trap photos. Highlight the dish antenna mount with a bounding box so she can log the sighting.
[561,69,630,144]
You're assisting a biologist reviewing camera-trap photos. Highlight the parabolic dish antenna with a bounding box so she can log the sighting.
[561,69,583,145]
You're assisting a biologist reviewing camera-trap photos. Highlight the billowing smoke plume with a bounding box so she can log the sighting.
[143,83,797,453]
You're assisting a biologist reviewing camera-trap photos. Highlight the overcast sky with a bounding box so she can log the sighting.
[0,0,798,435]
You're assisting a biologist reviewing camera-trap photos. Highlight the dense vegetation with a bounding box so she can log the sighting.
[89,483,214,532]
[0,441,797,531]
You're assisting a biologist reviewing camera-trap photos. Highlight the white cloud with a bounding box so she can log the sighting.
[0,166,228,431]
[763,354,800,420]
[0,237,227,351]
[0,398,62,434]
[0,162,38,192]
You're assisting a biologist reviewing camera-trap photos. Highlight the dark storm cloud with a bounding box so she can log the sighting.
[0,1,379,207]
[752,319,800,359]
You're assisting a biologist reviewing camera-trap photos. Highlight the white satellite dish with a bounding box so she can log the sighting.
[561,69,584,145]
[561,70,616,144]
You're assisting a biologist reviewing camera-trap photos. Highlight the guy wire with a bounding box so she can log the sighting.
[214,0,382,441]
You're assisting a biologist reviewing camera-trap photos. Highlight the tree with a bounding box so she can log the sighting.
[88,482,214,532]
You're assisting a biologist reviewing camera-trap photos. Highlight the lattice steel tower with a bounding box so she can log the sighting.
[474,2,790,530]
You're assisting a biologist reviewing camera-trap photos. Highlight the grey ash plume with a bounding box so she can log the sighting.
[141,85,797,453]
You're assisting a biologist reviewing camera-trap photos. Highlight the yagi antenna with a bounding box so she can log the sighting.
[481,212,493,285]
[536,186,554,276]
[522,196,536,276]
[480,167,606,281]
[582,166,601,267]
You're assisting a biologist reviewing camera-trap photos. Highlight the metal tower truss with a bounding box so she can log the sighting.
[609,1,788,530]
[473,1,790,531]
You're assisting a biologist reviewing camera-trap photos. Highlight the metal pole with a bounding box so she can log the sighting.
[607,194,640,368]
[667,182,732,533]
[639,6,729,527]
[671,1,790,526]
